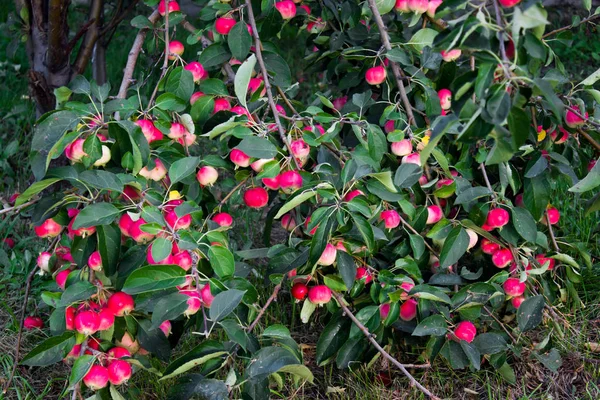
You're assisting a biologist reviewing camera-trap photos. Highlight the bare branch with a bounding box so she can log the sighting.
[365,0,415,126]
[72,0,104,75]
[332,292,440,400]
[542,14,600,39]
[65,18,97,55]
[244,0,300,170]
[246,276,287,333]
[117,9,161,99]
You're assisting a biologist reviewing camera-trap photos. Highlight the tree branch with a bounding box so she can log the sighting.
[117,9,161,99]
[577,128,600,153]
[246,276,287,332]
[546,209,560,252]
[398,215,438,257]
[244,0,300,170]
[542,14,600,39]
[491,0,511,80]
[65,18,97,55]
[0,199,38,215]
[47,0,69,72]
[72,0,104,75]
[332,292,440,400]
[479,163,497,201]
[365,0,415,126]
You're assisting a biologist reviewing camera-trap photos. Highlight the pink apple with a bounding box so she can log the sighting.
[365,66,387,85]
[453,321,476,342]
[244,187,269,208]
[438,89,452,110]
[391,139,413,156]
[381,210,401,229]
[318,243,337,266]
[400,298,418,321]
[230,149,251,167]
[34,218,62,238]
[308,285,332,306]
[185,62,206,82]
[492,249,513,268]
[408,0,428,14]
[486,208,509,229]
[197,166,218,186]
[158,0,180,16]
[426,205,443,224]
[402,152,421,166]
[503,278,526,297]
[279,170,303,194]
[168,41,184,60]
[395,0,410,12]
[275,0,296,19]
[441,49,462,62]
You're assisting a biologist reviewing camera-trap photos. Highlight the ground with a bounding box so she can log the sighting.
[1,4,599,400]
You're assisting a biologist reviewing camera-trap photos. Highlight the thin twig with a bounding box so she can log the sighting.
[99,0,141,37]
[546,209,560,252]
[246,276,287,332]
[542,14,600,39]
[65,18,97,55]
[147,0,170,107]
[117,9,161,99]
[479,163,497,201]
[398,215,438,257]
[244,0,300,170]
[577,128,600,153]
[365,0,415,126]
[332,292,440,400]
[0,199,38,215]
[491,0,511,79]
[483,306,516,343]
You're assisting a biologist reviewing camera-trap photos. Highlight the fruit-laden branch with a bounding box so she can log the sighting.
[331,292,440,400]
[0,199,38,216]
[243,0,301,170]
[2,236,60,394]
[72,0,104,75]
[181,20,236,82]
[365,0,416,126]
[117,9,161,99]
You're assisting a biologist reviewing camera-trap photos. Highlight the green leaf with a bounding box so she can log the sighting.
[472,333,508,355]
[277,365,314,383]
[78,170,124,193]
[155,93,187,112]
[60,281,96,307]
[517,295,545,332]
[245,347,300,379]
[374,0,395,14]
[168,376,229,400]
[209,246,235,278]
[336,251,356,290]
[166,67,194,103]
[122,265,187,294]
[152,237,172,262]
[412,314,447,336]
[190,95,215,125]
[160,351,228,381]
[263,51,292,88]
[410,28,439,52]
[234,54,256,108]
[68,355,94,389]
[323,275,347,292]
[569,159,600,193]
[15,178,62,206]
[454,187,492,205]
[352,214,375,252]
[235,136,278,159]
[534,348,562,372]
[409,284,451,304]
[581,65,600,86]
[199,43,232,68]
[151,293,193,329]
[460,341,481,370]
[163,340,225,379]
[394,164,422,189]
[198,79,229,96]
[409,234,425,259]
[349,306,380,338]
[274,190,318,219]
[97,224,121,276]
[228,22,252,61]
[137,319,171,362]
[72,203,120,229]
[21,331,76,366]
[336,336,368,369]
[209,289,245,322]
[316,313,351,365]
[439,226,469,268]
[169,157,200,184]
[511,207,537,243]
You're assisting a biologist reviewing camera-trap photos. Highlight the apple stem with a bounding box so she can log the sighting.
[244,0,301,170]
[3,235,61,394]
[365,0,416,127]
[332,292,439,400]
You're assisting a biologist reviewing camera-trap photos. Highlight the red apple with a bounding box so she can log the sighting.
[395,0,410,12]
[88,251,102,271]
[486,208,509,229]
[74,310,100,336]
[275,0,296,19]
[212,212,233,227]
[168,40,184,60]
[308,285,332,306]
[56,269,71,290]
[201,284,214,307]
[399,298,418,321]
[408,0,428,14]
[159,320,172,337]
[215,17,236,35]
[230,149,251,167]
[108,347,131,359]
[83,364,109,390]
[262,175,280,190]
[356,266,373,284]
[97,307,115,331]
[108,292,135,317]
[24,316,44,330]
[108,360,132,385]
[279,170,303,194]
[281,214,297,231]
[244,187,269,208]
[34,218,62,238]
[402,152,421,166]
[565,106,588,128]
[492,249,513,268]
[503,278,526,297]
[344,189,364,202]
[454,321,476,342]
[365,66,387,85]
[426,205,443,225]
[291,283,308,301]
[498,0,521,7]
[317,243,337,266]
[438,89,452,110]
[380,210,400,229]
[185,62,206,82]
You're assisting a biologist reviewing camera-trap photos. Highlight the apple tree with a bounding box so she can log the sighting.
[4,0,600,398]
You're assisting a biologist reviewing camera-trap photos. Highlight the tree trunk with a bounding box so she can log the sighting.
[92,43,107,85]
[24,0,72,116]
